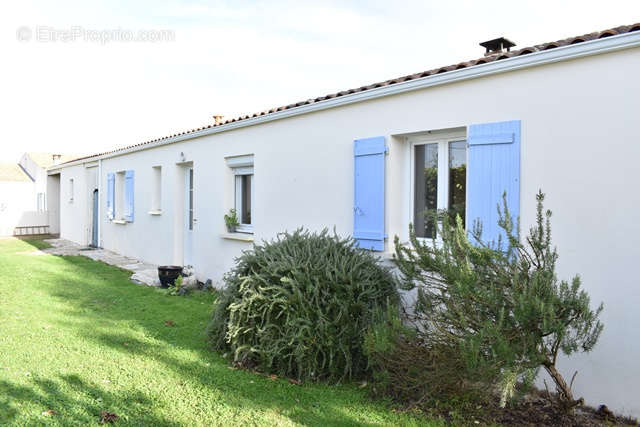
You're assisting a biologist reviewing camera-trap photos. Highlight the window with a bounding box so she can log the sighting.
[226,155,254,234]
[37,193,46,212]
[109,170,135,222]
[411,131,467,239]
[115,171,125,219]
[235,173,252,228]
[188,168,194,230]
[69,179,74,203]
[151,166,162,213]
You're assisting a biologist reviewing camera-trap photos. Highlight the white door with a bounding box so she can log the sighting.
[184,167,194,266]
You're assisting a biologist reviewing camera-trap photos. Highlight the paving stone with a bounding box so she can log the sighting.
[41,239,164,287]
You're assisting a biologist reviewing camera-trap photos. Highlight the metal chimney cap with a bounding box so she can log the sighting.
[479,37,516,54]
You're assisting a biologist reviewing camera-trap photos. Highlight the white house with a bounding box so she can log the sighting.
[47,23,640,416]
[0,153,77,236]
[0,162,34,236]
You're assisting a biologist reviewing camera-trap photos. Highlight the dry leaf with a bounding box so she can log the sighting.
[164,320,175,327]
[42,409,57,416]
[269,375,278,381]
[100,411,119,424]
[288,378,302,385]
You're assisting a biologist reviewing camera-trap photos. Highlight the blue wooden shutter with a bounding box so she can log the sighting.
[106,173,115,219]
[124,170,135,222]
[354,136,386,251]
[467,120,520,246]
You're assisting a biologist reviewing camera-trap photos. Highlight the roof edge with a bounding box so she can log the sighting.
[49,28,640,171]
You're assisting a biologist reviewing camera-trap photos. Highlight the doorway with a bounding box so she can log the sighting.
[183,167,194,266]
[91,189,99,247]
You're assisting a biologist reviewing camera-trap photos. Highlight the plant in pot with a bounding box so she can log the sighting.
[224,208,240,233]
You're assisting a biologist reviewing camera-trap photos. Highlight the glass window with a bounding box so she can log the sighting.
[226,155,254,234]
[234,169,254,233]
[448,140,467,228]
[188,168,194,230]
[413,137,467,239]
[37,193,46,212]
[151,166,162,212]
[414,143,438,238]
[240,174,252,225]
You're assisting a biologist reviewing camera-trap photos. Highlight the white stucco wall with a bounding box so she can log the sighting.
[46,174,60,234]
[58,165,90,244]
[54,46,640,415]
[0,181,38,235]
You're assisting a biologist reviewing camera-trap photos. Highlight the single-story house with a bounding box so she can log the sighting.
[47,23,640,416]
[0,153,77,236]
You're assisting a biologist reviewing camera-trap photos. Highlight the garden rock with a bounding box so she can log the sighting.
[182,265,195,277]
[182,275,199,290]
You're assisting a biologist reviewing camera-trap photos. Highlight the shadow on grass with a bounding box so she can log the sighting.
[0,374,179,425]
[2,252,418,426]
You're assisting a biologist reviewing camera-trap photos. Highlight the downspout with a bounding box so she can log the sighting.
[98,159,102,248]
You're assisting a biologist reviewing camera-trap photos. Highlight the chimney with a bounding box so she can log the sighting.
[479,37,516,56]
[213,115,224,126]
[52,154,62,165]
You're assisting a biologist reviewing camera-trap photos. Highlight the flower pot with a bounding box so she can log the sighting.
[158,265,183,288]
[226,225,236,233]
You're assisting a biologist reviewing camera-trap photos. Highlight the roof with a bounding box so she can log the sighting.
[25,152,82,168]
[0,163,31,182]
[60,22,640,166]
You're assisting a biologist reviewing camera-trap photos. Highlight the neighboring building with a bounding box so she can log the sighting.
[48,23,640,416]
[0,162,35,236]
[0,153,78,236]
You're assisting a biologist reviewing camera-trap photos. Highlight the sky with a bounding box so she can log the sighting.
[1,0,639,162]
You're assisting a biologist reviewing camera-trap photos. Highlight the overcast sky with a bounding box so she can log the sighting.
[1,1,639,162]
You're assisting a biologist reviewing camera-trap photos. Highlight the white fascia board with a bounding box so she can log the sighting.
[49,30,640,171]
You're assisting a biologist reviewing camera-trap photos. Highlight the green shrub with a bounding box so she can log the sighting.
[393,191,603,409]
[207,228,399,382]
[364,306,469,404]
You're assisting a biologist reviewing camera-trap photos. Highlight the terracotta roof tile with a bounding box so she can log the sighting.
[59,22,640,166]
[0,163,31,182]
[26,152,83,168]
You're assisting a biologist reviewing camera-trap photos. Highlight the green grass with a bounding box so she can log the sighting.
[0,238,437,426]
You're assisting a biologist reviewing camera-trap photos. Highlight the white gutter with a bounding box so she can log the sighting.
[48,30,640,171]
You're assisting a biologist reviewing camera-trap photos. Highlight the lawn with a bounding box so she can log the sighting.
[0,238,434,426]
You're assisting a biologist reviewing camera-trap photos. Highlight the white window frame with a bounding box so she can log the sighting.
[150,166,162,214]
[226,155,254,234]
[115,171,126,221]
[234,168,254,233]
[37,192,46,212]
[69,179,74,203]
[408,129,467,242]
